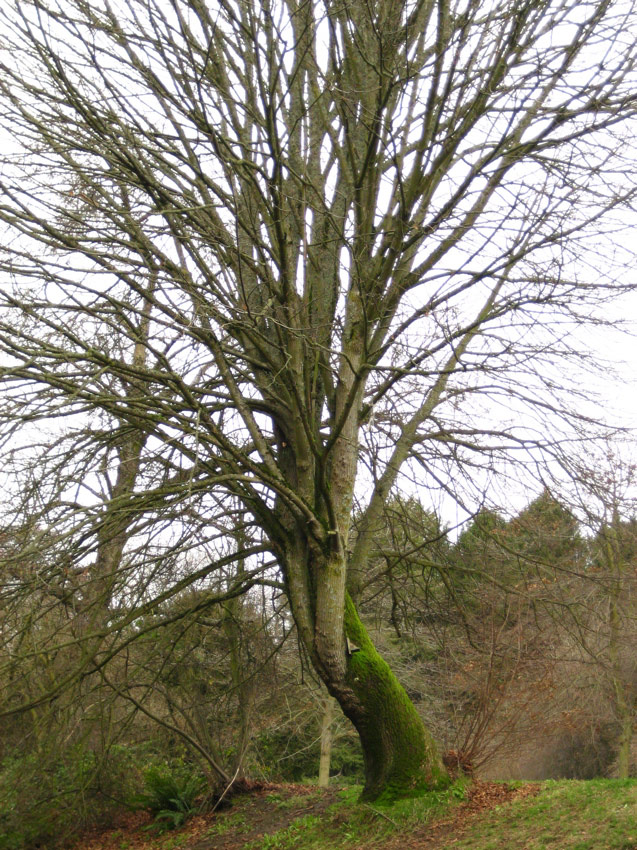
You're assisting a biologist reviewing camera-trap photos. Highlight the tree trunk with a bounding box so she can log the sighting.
[281,403,448,801]
[223,600,254,779]
[616,708,634,779]
[285,530,449,802]
[318,695,335,788]
[338,595,448,801]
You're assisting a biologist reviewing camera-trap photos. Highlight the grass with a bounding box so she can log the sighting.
[203,808,250,837]
[246,815,323,850]
[154,833,191,850]
[241,779,636,850]
[244,780,470,850]
[65,777,636,850]
[451,779,637,850]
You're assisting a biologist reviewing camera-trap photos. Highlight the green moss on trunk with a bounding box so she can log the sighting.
[344,594,449,802]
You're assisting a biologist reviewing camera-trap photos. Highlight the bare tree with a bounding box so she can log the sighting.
[1,0,637,800]
[564,450,637,777]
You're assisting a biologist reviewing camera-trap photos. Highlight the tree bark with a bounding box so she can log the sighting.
[318,695,335,788]
[341,595,448,801]
[616,708,634,779]
[285,538,448,800]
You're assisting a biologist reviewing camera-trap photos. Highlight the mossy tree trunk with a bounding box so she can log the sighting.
[286,528,449,801]
[342,595,448,801]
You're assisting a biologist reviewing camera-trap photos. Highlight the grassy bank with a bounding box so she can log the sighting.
[70,778,636,850]
[449,779,636,850]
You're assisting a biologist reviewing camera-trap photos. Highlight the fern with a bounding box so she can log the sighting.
[134,766,205,833]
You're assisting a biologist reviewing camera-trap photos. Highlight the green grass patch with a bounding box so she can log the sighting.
[237,779,636,850]
[452,779,637,850]
[246,815,323,850]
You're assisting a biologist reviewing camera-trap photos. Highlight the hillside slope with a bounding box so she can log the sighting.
[72,779,636,850]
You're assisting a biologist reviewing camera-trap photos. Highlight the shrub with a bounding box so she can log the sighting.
[0,749,101,850]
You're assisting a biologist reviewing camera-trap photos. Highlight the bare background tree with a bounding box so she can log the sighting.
[1,0,637,803]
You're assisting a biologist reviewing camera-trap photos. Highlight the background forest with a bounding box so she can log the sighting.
[1,488,635,849]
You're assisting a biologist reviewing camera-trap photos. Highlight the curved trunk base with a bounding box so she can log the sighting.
[343,595,449,802]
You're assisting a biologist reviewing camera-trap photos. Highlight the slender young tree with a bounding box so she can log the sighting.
[1,0,637,799]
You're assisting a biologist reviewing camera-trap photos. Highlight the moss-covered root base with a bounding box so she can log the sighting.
[344,594,449,803]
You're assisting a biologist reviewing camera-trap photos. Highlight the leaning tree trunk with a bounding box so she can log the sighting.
[280,457,449,798]
[285,544,448,801]
[341,595,448,801]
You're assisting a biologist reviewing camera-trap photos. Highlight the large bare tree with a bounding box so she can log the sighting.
[1,0,637,800]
